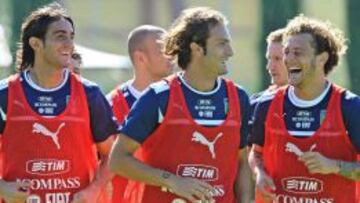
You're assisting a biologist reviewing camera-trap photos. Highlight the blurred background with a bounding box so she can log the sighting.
[1,0,359,95]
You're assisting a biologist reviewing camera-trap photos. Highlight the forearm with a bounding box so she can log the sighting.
[337,160,360,181]
[248,144,265,175]
[89,155,113,189]
[109,134,174,189]
[235,149,252,203]
[111,152,174,188]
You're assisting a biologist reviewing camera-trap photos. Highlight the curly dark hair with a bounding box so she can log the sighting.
[15,2,74,72]
[283,14,347,75]
[163,7,227,70]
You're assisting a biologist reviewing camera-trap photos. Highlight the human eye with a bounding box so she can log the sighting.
[56,34,67,40]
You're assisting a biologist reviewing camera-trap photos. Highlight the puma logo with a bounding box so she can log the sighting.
[32,122,65,150]
[192,131,223,159]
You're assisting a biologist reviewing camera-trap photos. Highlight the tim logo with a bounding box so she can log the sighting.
[32,122,65,149]
[177,164,218,181]
[191,131,223,159]
[282,177,323,194]
[26,159,70,176]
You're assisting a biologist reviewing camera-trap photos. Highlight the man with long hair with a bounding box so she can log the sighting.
[0,3,117,203]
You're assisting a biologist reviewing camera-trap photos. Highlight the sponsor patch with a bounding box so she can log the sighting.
[177,164,218,181]
[282,177,323,194]
[26,159,70,176]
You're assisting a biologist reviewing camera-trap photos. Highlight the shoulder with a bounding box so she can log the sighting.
[0,77,10,106]
[149,79,170,95]
[79,76,103,96]
[0,77,10,93]
[250,90,267,107]
[233,83,249,98]
[106,81,130,105]
[115,80,132,95]
[221,78,249,100]
[252,88,277,115]
[342,90,360,108]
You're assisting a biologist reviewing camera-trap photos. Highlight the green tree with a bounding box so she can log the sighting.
[259,0,299,90]
[346,0,360,94]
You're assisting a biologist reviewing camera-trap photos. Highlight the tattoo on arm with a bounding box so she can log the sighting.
[338,160,360,181]
[161,171,172,179]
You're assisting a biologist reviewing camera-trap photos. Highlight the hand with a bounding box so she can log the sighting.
[165,176,215,203]
[299,151,339,174]
[255,170,276,203]
[0,180,30,203]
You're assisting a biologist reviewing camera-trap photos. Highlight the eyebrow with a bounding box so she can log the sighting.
[216,38,230,43]
[53,30,75,36]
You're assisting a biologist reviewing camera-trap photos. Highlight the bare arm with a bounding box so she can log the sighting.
[109,133,215,202]
[338,160,360,181]
[0,180,30,202]
[248,144,276,202]
[248,144,264,175]
[72,136,115,203]
[300,152,360,181]
[234,148,252,203]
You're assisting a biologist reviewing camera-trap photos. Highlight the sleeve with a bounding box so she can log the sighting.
[105,89,116,107]
[120,88,164,144]
[85,85,119,143]
[248,93,263,146]
[237,87,250,149]
[248,100,271,146]
[0,88,8,135]
[341,91,360,153]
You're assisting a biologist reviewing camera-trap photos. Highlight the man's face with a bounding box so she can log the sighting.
[40,18,74,69]
[201,23,234,76]
[144,33,173,80]
[266,42,288,86]
[283,33,319,87]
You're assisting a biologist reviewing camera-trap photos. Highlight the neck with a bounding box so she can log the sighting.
[132,69,159,92]
[29,63,65,89]
[183,64,217,92]
[293,77,327,100]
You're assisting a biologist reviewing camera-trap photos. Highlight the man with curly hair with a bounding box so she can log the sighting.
[110,7,252,203]
[249,15,360,203]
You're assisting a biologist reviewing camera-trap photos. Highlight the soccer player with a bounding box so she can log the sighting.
[109,7,251,203]
[250,28,287,106]
[249,28,287,142]
[249,15,360,203]
[0,3,118,203]
[107,25,173,125]
[107,25,173,203]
